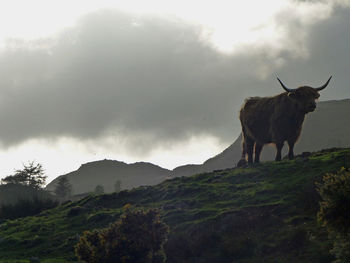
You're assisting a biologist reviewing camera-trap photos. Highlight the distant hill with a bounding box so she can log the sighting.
[173,98,350,176]
[46,160,171,195]
[2,148,350,262]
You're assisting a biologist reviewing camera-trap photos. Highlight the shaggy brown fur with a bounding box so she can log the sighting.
[237,81,329,166]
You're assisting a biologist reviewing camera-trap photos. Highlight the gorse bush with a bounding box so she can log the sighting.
[317,167,350,233]
[75,209,169,263]
[317,167,350,263]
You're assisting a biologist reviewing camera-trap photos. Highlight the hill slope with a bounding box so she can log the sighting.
[1,148,350,262]
[46,160,171,194]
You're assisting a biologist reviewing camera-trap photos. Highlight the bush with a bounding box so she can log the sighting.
[0,196,58,219]
[317,167,350,262]
[75,209,169,263]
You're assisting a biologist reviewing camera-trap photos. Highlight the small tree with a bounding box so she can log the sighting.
[0,162,57,219]
[94,185,105,195]
[317,167,350,262]
[54,176,72,201]
[114,180,122,193]
[1,162,46,189]
[75,209,169,263]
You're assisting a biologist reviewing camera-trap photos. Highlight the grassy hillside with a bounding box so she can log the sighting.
[1,148,350,262]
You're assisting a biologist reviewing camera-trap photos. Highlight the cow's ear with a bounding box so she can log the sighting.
[288,91,300,99]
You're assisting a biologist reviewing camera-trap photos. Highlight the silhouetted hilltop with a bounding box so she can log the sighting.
[46,159,171,194]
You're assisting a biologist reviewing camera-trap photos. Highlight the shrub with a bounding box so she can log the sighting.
[75,209,169,263]
[0,196,58,219]
[317,167,350,262]
[67,206,87,217]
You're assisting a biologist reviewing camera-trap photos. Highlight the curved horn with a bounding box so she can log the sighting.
[314,76,332,91]
[277,77,296,92]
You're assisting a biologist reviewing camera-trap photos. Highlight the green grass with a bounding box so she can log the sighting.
[1,148,350,262]
[0,260,76,263]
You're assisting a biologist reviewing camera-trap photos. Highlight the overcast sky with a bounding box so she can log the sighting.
[0,0,349,183]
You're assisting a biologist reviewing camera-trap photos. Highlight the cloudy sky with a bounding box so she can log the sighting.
[0,0,349,183]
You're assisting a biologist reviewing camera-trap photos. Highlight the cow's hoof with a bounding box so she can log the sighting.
[237,159,247,167]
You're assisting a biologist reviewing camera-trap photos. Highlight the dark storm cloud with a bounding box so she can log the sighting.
[0,6,348,151]
[276,4,350,99]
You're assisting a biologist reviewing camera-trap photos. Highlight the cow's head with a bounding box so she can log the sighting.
[277,76,332,113]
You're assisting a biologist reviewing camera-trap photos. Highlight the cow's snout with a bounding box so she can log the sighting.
[308,102,316,111]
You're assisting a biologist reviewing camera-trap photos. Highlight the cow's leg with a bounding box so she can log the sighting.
[246,137,255,164]
[254,142,263,163]
[275,142,284,161]
[287,139,295,160]
[241,139,246,159]
[237,141,247,167]
[237,132,248,167]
